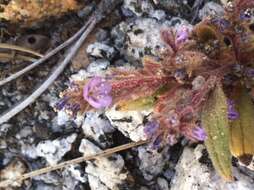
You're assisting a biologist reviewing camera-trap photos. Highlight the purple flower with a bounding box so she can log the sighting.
[65,103,81,116]
[175,26,190,46]
[151,135,163,149]
[211,18,230,32]
[144,120,160,138]
[167,111,180,127]
[227,99,239,120]
[83,76,112,109]
[54,96,70,110]
[192,126,207,141]
[245,68,254,78]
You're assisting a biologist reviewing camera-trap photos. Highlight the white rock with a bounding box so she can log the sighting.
[15,126,33,140]
[125,17,191,60]
[21,143,37,159]
[33,172,61,186]
[171,145,254,190]
[140,187,149,190]
[0,139,7,149]
[157,177,169,190]
[149,9,166,20]
[137,145,170,181]
[0,158,28,188]
[79,139,128,190]
[62,164,87,190]
[199,2,224,20]
[105,107,151,142]
[126,18,166,60]
[111,21,130,50]
[88,175,109,190]
[87,42,116,60]
[56,110,71,126]
[64,164,87,183]
[0,123,12,136]
[36,133,77,165]
[87,59,110,74]
[70,69,90,81]
[35,184,62,190]
[166,17,192,30]
[70,62,109,83]
[83,112,115,147]
[123,0,154,17]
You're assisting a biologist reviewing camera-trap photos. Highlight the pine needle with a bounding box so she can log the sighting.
[0,140,149,187]
[0,43,43,58]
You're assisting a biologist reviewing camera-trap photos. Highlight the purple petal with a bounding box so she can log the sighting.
[89,76,104,87]
[211,18,230,32]
[175,27,189,45]
[192,127,207,141]
[228,111,239,120]
[96,81,112,94]
[227,99,239,120]
[83,76,104,97]
[83,76,112,109]
[245,68,254,78]
[167,112,180,127]
[96,95,112,108]
[144,120,160,137]
[151,135,163,149]
[54,96,70,110]
[86,95,112,109]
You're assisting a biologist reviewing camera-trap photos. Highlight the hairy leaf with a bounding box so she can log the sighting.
[202,84,233,181]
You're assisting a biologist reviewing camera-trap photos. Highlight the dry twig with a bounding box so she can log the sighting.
[0,17,97,124]
[0,140,149,187]
[0,43,43,58]
[0,17,94,87]
[0,53,38,62]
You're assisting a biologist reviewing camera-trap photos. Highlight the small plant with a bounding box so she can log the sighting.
[55,0,254,180]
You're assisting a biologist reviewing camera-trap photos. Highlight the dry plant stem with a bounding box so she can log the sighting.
[0,18,97,125]
[0,43,43,57]
[0,140,149,187]
[0,53,37,62]
[0,16,94,87]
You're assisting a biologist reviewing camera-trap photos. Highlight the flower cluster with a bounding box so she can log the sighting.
[55,0,254,150]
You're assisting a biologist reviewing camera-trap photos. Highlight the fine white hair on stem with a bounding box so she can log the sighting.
[0,16,94,87]
[0,17,97,125]
[0,140,149,187]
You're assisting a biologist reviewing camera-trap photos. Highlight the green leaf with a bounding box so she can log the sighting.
[230,86,254,164]
[201,84,233,181]
[116,85,170,111]
[116,96,156,111]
